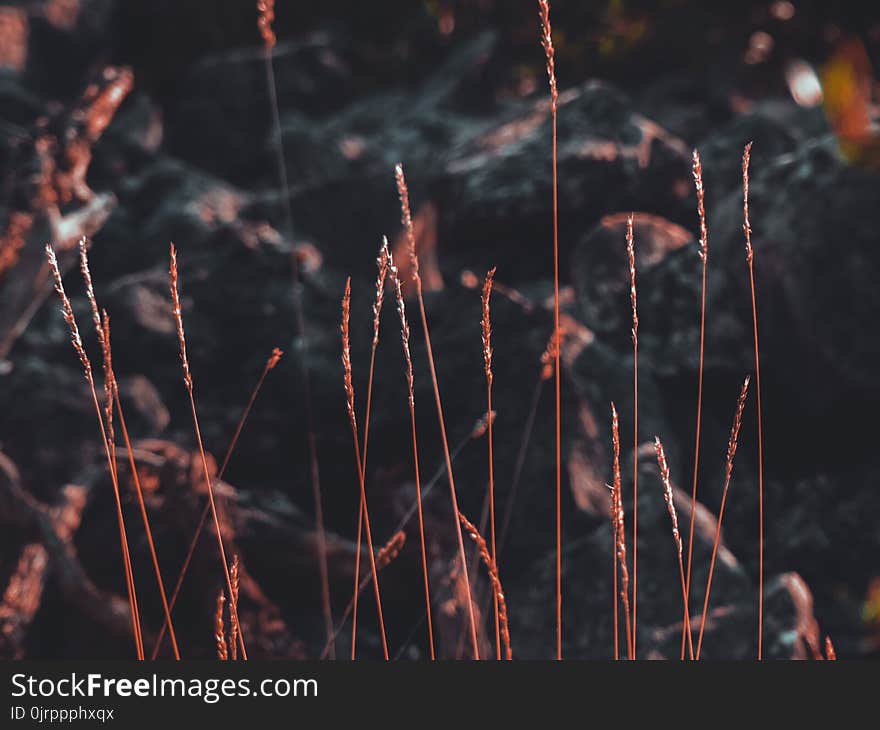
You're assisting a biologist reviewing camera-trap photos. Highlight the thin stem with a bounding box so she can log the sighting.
[264,39,334,659]
[349,334,379,659]
[654,436,694,660]
[749,261,764,660]
[683,258,707,658]
[743,142,765,661]
[341,279,389,660]
[350,241,390,659]
[626,215,639,658]
[86,301,181,658]
[391,261,435,659]
[408,411,436,660]
[611,402,633,660]
[695,377,750,660]
[114,385,181,659]
[151,348,281,659]
[537,0,562,660]
[170,244,246,660]
[487,380,500,660]
[82,246,168,659]
[631,341,638,657]
[346,407,388,660]
[481,268,500,659]
[613,510,619,660]
[414,286,478,658]
[396,164,480,659]
[46,244,143,659]
[685,148,709,659]
[184,387,247,660]
[350,500,364,659]
[93,387,145,659]
[319,412,480,661]
[677,559,693,660]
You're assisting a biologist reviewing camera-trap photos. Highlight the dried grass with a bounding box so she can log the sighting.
[537,0,563,660]
[350,240,390,658]
[481,267,501,659]
[256,0,334,657]
[653,436,694,660]
[214,590,228,661]
[695,376,750,659]
[341,277,389,660]
[151,346,282,659]
[376,531,406,570]
[683,148,709,659]
[625,213,639,657]
[170,243,246,660]
[229,555,240,661]
[458,510,511,660]
[80,240,181,660]
[743,141,765,660]
[256,0,275,50]
[389,255,436,659]
[46,243,144,659]
[395,163,479,659]
[825,635,837,660]
[319,529,408,660]
[611,403,633,660]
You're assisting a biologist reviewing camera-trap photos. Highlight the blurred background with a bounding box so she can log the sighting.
[1,0,879,659]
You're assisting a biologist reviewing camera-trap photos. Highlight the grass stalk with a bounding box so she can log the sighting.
[695,376,750,660]
[480,267,501,659]
[341,278,389,660]
[625,214,639,657]
[458,510,512,659]
[611,403,633,660]
[653,437,694,659]
[151,347,282,659]
[318,531,405,659]
[389,255,436,659]
[683,149,709,659]
[79,241,182,660]
[170,243,247,660]
[46,244,144,659]
[214,590,228,660]
[742,142,765,660]
[395,163,480,659]
[825,636,836,660]
[258,0,334,658]
[350,240,390,658]
[229,555,240,660]
[537,0,563,660]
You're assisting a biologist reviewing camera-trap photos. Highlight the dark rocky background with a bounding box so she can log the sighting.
[1,0,879,659]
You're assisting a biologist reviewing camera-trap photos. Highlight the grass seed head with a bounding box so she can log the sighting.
[481,267,496,386]
[46,244,92,382]
[743,142,754,263]
[257,0,276,50]
[394,164,420,280]
[538,1,558,110]
[626,214,638,344]
[654,437,682,558]
[692,149,708,262]
[169,243,192,391]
